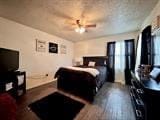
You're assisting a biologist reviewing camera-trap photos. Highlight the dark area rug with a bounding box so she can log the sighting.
[28,92,85,120]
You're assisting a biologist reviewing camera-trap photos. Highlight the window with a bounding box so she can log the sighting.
[114,41,125,84]
[135,34,142,78]
[153,33,160,65]
[107,39,135,84]
[114,41,125,70]
[135,34,142,73]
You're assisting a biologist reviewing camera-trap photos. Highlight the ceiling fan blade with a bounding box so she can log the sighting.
[85,24,96,28]
[64,28,73,31]
[64,20,76,26]
[62,25,74,31]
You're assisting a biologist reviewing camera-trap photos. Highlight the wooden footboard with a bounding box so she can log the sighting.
[57,73,96,102]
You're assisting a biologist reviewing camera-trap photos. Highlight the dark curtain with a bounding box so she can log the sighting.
[107,42,115,82]
[107,40,135,85]
[125,39,135,85]
[141,25,153,65]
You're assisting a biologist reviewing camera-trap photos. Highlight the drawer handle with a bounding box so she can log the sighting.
[130,86,135,89]
[136,99,143,106]
[130,92,135,97]
[130,93,133,97]
[137,89,143,94]
[136,110,142,117]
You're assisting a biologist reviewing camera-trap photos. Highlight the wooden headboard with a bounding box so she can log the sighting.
[83,56,107,66]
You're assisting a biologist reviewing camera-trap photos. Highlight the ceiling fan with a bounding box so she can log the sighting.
[66,19,96,34]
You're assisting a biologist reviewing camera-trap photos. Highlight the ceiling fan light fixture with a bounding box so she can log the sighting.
[75,27,85,34]
[75,27,80,33]
[79,27,85,34]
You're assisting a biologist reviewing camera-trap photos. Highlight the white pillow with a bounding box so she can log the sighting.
[88,61,96,67]
[150,68,160,79]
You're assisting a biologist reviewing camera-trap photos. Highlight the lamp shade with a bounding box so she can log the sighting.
[74,57,83,66]
[74,57,82,62]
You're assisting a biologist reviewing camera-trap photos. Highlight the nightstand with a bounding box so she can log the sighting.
[15,71,26,97]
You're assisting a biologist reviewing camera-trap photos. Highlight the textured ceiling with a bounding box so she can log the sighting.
[0,0,158,42]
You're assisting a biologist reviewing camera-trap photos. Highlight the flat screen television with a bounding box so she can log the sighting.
[0,48,19,73]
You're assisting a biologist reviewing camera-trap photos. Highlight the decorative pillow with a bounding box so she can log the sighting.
[88,61,96,67]
[149,67,160,80]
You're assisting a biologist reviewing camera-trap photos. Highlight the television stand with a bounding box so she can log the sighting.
[0,71,26,99]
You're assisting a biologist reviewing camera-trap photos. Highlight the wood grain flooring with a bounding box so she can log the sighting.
[16,81,136,120]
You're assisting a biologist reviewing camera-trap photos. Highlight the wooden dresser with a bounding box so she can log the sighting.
[130,71,160,120]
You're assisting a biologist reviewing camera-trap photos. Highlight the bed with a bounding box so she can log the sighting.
[54,56,108,101]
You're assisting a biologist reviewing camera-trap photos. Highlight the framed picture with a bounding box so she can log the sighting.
[36,39,46,52]
[60,44,67,54]
[49,42,58,53]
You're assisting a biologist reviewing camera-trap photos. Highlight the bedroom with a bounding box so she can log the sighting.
[0,0,160,120]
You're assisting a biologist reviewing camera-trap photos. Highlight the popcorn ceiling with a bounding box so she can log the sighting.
[0,0,158,41]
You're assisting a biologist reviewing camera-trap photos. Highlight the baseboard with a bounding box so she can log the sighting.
[26,79,57,90]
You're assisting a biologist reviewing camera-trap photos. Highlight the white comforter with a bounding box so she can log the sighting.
[65,66,99,77]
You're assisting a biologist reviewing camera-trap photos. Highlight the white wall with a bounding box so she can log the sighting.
[142,0,160,30]
[0,17,74,89]
[74,31,139,59]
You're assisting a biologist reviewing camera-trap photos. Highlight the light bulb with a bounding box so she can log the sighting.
[75,28,79,32]
[79,27,85,34]
[75,27,85,34]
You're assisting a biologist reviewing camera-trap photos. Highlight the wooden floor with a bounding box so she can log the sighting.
[17,81,136,120]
